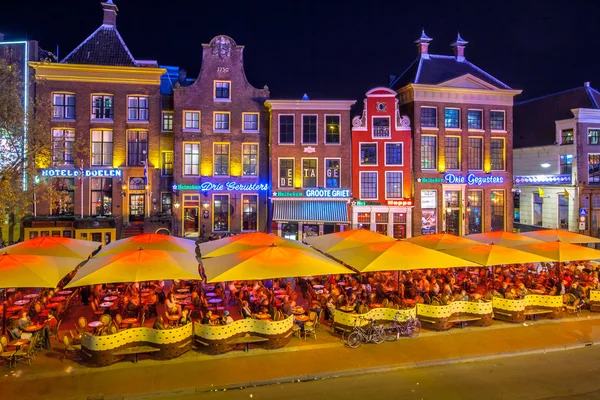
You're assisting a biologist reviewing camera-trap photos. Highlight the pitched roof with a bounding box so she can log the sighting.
[514,85,600,148]
[61,25,137,66]
[390,54,512,91]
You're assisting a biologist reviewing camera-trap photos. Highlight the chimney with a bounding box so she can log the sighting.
[451,32,468,62]
[415,29,432,59]
[101,0,118,27]
[178,69,187,85]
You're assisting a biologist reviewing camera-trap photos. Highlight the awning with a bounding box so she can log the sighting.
[273,200,349,223]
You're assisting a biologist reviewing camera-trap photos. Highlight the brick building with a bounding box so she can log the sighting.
[28,0,166,243]
[350,87,413,238]
[265,97,355,240]
[391,32,521,236]
[172,36,270,238]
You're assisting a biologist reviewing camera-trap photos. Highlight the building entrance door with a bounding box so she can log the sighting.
[183,208,199,238]
[444,190,462,235]
[129,194,145,221]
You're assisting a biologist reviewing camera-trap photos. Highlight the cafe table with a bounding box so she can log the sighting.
[206,285,215,291]
[208,298,222,304]
[166,315,180,327]
[174,294,188,300]
[403,299,417,307]
[205,292,217,297]
[88,321,104,334]
[255,313,271,320]
[99,302,114,308]
[14,300,30,306]
[8,339,29,350]
[103,296,118,302]
[46,303,60,310]
[23,294,38,300]
[122,318,138,328]
[274,289,286,295]
[7,306,23,313]
[338,306,354,313]
[337,282,346,286]
[295,315,309,323]
[209,314,221,322]
[292,307,305,315]
[24,324,44,333]
[369,303,383,308]
[177,288,190,293]
[50,296,67,302]
[57,290,72,296]
[312,285,324,290]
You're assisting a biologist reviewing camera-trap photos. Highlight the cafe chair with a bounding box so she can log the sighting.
[99,314,112,327]
[0,343,15,368]
[382,299,389,308]
[564,294,582,317]
[15,336,37,366]
[63,335,81,360]
[303,312,317,340]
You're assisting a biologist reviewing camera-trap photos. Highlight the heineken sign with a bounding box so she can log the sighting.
[40,168,123,178]
[173,182,269,191]
[273,189,351,198]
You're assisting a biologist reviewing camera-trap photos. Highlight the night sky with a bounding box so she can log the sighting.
[1,0,599,104]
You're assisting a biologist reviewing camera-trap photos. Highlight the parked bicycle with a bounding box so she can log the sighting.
[383,312,421,341]
[344,316,385,348]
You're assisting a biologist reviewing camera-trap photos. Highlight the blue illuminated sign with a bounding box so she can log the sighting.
[40,168,122,178]
[444,173,505,186]
[513,174,572,185]
[173,182,269,191]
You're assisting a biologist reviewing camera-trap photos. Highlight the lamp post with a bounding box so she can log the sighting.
[173,201,180,237]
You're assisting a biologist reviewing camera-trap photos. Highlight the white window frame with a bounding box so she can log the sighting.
[242,112,260,133]
[214,80,231,102]
[421,135,437,171]
[162,111,174,132]
[490,137,506,171]
[242,142,259,177]
[213,142,230,177]
[490,109,506,132]
[324,114,342,145]
[420,106,438,130]
[183,111,201,131]
[278,158,295,188]
[371,115,391,139]
[301,157,319,189]
[241,193,259,232]
[91,93,114,121]
[278,114,295,145]
[467,136,484,171]
[444,136,461,171]
[467,109,484,131]
[52,92,76,120]
[127,95,149,122]
[90,129,113,166]
[213,112,231,133]
[324,157,341,189]
[384,142,403,167]
[161,151,174,177]
[384,171,404,200]
[52,128,75,165]
[359,142,378,167]
[359,171,378,200]
[588,153,600,184]
[444,107,461,130]
[301,114,318,144]
[182,142,200,176]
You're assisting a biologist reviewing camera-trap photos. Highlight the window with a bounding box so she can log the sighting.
[360,172,377,199]
[127,131,148,166]
[589,129,600,145]
[467,110,483,130]
[561,129,574,144]
[52,129,74,165]
[385,172,403,199]
[215,81,230,99]
[490,111,505,130]
[302,115,317,144]
[242,194,258,231]
[421,136,437,170]
[373,117,390,138]
[490,138,505,170]
[91,178,112,216]
[279,115,294,144]
[162,112,173,131]
[360,143,377,165]
[183,143,199,176]
[533,192,543,226]
[444,108,460,129]
[357,212,370,224]
[243,113,259,131]
[242,143,258,176]
[213,195,229,232]
[182,111,199,130]
[420,107,437,128]
[50,178,74,216]
[127,96,149,121]
[467,137,483,170]
[560,154,573,175]
[375,212,388,235]
[161,151,173,176]
[589,154,600,183]
[52,93,75,119]
[385,143,403,165]
[279,159,294,187]
[214,112,230,131]
[161,193,172,214]
[559,195,569,230]
[325,159,340,188]
[91,95,113,119]
[325,115,341,144]
[491,190,505,231]
[513,192,520,223]
[302,158,317,188]
[91,129,113,166]
[214,143,230,176]
[393,213,407,239]
[467,190,482,234]
[444,137,460,170]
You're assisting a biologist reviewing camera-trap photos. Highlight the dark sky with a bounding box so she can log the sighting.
[1,0,599,103]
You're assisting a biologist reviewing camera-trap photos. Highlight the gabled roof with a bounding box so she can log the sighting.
[514,85,600,148]
[390,54,512,91]
[61,25,137,67]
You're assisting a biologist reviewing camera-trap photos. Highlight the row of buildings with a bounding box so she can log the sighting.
[4,0,589,245]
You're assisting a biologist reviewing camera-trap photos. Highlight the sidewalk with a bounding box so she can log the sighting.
[1,314,600,400]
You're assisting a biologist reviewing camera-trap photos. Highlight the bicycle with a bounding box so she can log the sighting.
[383,312,421,341]
[344,316,385,348]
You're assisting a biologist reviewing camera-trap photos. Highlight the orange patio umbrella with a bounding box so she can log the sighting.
[520,229,600,244]
[304,228,394,253]
[405,233,481,250]
[515,241,600,263]
[2,236,101,259]
[442,244,554,266]
[465,231,544,248]
[97,233,196,257]
[199,232,308,258]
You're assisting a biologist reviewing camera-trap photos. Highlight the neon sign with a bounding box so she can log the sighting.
[514,174,572,185]
[40,168,122,178]
[387,199,413,206]
[444,173,504,186]
[273,189,351,198]
[173,182,269,191]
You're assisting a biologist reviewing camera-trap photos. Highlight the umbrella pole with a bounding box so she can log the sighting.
[2,288,5,335]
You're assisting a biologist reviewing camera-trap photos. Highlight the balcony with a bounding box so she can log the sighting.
[372,125,391,139]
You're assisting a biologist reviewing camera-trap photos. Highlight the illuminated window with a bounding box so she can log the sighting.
[52,93,75,119]
[385,143,402,165]
[420,107,437,128]
[375,212,388,235]
[325,115,340,144]
[360,172,377,199]
[561,129,573,144]
[589,129,600,145]
[372,117,390,138]
[490,111,505,130]
[127,130,148,166]
[421,136,437,170]
[278,159,294,188]
[357,213,370,223]
[393,213,407,239]
[302,115,317,144]
[242,143,258,176]
[533,192,543,226]
[360,143,377,165]
[214,143,230,176]
[161,151,173,176]
[91,95,113,119]
[491,190,505,231]
[302,158,317,188]
[127,96,149,121]
[162,111,173,131]
[490,138,505,170]
[213,195,229,232]
[91,178,112,216]
[558,195,569,230]
[183,143,199,176]
[184,111,200,130]
[279,115,294,144]
[50,178,74,216]
[589,154,600,183]
[325,159,340,188]
[560,155,573,175]
[467,110,483,130]
[52,129,75,165]
[467,137,483,170]
[242,194,258,231]
[444,108,459,129]
[243,113,259,131]
[385,172,403,199]
[215,81,230,99]
[444,137,460,170]
[467,190,482,234]
[91,129,113,166]
[161,193,172,214]
[214,112,230,131]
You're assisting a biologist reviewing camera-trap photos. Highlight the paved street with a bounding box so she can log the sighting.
[154,345,600,400]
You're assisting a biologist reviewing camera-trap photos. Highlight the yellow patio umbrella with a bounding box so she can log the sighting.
[326,240,479,273]
[442,244,554,266]
[199,232,308,258]
[465,231,544,247]
[201,244,354,282]
[304,228,394,253]
[515,241,600,263]
[0,253,81,288]
[405,233,481,250]
[2,236,101,259]
[96,233,196,257]
[520,229,600,244]
[65,248,200,288]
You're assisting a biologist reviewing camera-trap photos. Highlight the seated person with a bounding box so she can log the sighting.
[18,311,32,331]
[202,310,214,325]
[281,298,293,316]
[9,320,32,340]
[165,293,181,316]
[221,310,234,325]
[153,316,166,330]
[126,297,140,318]
[179,309,192,326]
[241,301,253,319]
[190,291,202,309]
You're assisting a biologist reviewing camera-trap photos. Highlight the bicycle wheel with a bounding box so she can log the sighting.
[347,331,362,348]
[407,319,422,338]
[384,326,400,342]
[372,327,385,344]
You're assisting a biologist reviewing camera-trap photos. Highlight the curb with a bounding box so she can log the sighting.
[99,340,596,400]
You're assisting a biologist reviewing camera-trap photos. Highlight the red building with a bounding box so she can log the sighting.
[350,87,413,238]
